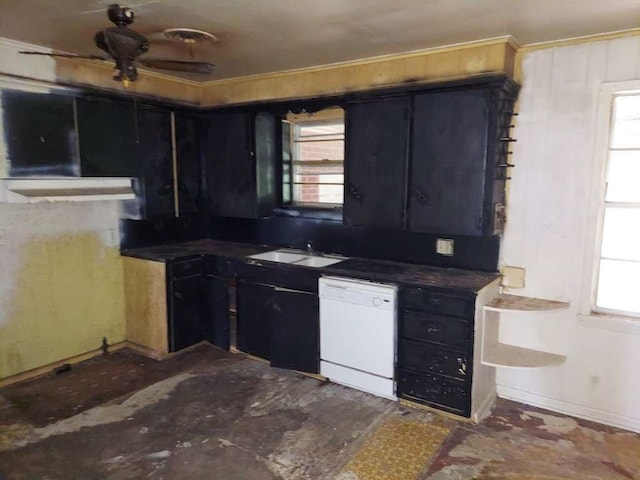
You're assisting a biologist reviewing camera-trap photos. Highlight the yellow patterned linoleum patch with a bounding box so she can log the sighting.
[339,418,450,480]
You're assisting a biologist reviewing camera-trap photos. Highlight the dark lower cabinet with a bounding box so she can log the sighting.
[236,280,273,360]
[204,274,231,351]
[270,288,319,374]
[236,278,320,374]
[168,274,211,352]
[397,369,469,416]
[397,285,474,417]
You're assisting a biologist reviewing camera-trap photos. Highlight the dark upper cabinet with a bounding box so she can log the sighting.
[207,111,276,218]
[409,80,517,236]
[137,104,175,218]
[344,97,410,229]
[77,96,138,177]
[409,89,489,235]
[174,113,204,215]
[2,90,78,176]
[269,287,319,374]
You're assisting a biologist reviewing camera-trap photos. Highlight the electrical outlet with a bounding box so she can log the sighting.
[501,266,525,288]
[436,238,454,256]
[104,228,119,247]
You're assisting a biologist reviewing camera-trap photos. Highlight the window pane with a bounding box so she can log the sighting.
[297,140,344,162]
[298,123,344,137]
[596,259,640,314]
[611,96,640,148]
[606,150,640,203]
[601,207,640,261]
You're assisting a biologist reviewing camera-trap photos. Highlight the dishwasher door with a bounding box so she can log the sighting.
[319,277,397,398]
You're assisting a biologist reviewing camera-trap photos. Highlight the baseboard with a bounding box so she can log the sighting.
[0,341,127,388]
[472,391,497,423]
[497,385,640,434]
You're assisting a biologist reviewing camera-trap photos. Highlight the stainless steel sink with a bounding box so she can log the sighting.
[292,256,345,267]
[247,250,308,263]
[247,249,348,268]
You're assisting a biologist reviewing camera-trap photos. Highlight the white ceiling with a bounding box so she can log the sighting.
[0,0,639,81]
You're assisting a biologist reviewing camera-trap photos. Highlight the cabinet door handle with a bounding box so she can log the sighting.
[157,181,173,196]
[346,181,364,202]
[413,187,429,205]
[273,286,312,295]
[177,179,189,195]
[239,179,251,195]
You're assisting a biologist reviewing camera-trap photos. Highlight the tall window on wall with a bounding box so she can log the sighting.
[594,92,640,317]
[282,107,345,207]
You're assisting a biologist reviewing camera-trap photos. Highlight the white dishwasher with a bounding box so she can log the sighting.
[319,276,397,400]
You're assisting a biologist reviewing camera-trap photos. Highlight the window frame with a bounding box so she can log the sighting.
[279,107,345,211]
[585,81,640,320]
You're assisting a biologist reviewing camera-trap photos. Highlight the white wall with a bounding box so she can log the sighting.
[499,36,640,433]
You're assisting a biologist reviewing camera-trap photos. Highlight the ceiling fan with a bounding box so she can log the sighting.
[20,4,216,86]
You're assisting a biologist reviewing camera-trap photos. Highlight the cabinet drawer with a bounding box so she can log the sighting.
[399,340,469,381]
[168,258,203,278]
[401,310,470,349]
[401,287,474,318]
[397,369,470,416]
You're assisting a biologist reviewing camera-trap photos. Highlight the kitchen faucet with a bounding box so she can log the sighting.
[306,241,314,254]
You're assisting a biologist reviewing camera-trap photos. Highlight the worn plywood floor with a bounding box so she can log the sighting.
[0,346,639,480]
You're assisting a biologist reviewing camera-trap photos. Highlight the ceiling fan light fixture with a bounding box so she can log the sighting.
[162,28,218,44]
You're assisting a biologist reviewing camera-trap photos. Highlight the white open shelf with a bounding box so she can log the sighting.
[481,293,569,369]
[485,294,569,313]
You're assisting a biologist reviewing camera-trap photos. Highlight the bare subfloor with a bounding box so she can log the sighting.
[0,346,639,480]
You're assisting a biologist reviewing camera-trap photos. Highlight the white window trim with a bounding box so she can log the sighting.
[578,80,640,332]
[288,116,345,207]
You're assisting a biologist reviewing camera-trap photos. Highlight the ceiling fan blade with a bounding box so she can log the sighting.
[138,58,215,74]
[19,51,108,61]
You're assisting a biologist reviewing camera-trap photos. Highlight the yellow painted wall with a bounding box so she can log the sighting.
[198,38,517,106]
[0,203,126,381]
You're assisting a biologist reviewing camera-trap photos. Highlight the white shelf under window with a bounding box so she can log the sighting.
[481,294,570,369]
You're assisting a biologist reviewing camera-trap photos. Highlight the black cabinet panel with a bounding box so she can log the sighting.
[207,112,255,218]
[344,97,409,228]
[77,97,138,177]
[401,287,474,318]
[236,279,272,360]
[401,310,470,349]
[137,104,174,218]
[168,258,203,278]
[205,274,231,350]
[409,90,489,235]
[169,275,211,352]
[175,113,204,215]
[399,339,469,381]
[397,369,469,416]
[270,288,319,374]
[207,111,276,218]
[3,90,78,176]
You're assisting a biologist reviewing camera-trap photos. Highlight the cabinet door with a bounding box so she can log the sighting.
[137,104,174,217]
[174,113,204,215]
[204,274,230,350]
[409,89,489,235]
[3,90,78,176]
[168,275,210,352]
[270,288,319,374]
[77,97,138,177]
[207,112,256,218]
[236,279,273,360]
[344,97,410,228]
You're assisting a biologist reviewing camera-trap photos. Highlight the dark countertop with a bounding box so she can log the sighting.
[121,239,499,293]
